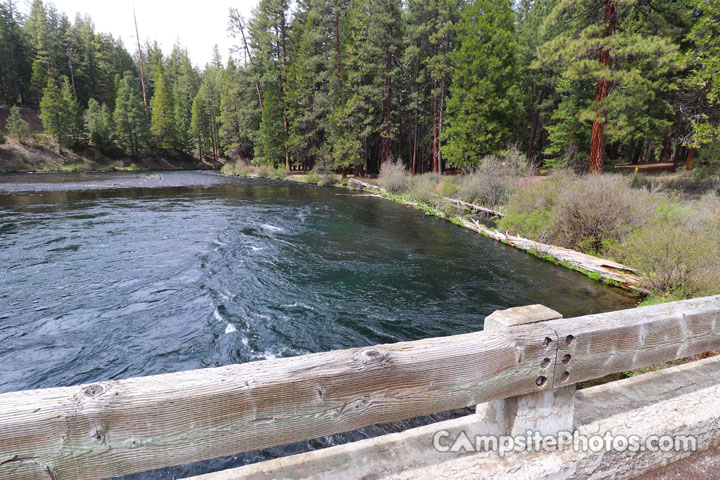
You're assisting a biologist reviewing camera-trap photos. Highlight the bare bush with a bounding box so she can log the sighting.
[457,149,531,208]
[549,175,656,253]
[379,160,411,194]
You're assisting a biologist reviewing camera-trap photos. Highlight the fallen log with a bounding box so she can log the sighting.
[463,218,647,294]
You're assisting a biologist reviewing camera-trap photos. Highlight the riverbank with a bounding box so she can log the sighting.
[219,164,647,296]
[0,140,223,173]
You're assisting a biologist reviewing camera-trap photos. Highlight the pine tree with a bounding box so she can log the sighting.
[442,0,519,169]
[171,47,200,152]
[113,72,150,157]
[537,0,685,171]
[218,57,258,158]
[286,0,335,170]
[60,76,84,144]
[404,0,458,173]
[190,89,212,158]
[249,0,291,168]
[687,0,720,148]
[85,98,113,150]
[332,0,403,174]
[516,0,557,165]
[150,61,177,149]
[6,105,30,143]
[39,78,70,152]
[190,64,222,160]
[0,0,28,104]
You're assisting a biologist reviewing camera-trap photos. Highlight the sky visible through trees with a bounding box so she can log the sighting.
[2,0,720,173]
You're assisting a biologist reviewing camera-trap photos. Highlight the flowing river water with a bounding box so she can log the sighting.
[0,171,637,478]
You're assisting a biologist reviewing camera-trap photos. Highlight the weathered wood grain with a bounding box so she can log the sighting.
[3,296,719,480]
[545,295,720,388]
[0,325,557,480]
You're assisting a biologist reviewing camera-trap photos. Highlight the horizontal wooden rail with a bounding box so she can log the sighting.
[0,324,557,480]
[1,295,719,480]
[543,295,720,388]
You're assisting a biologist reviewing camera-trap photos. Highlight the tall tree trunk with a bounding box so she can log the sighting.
[68,54,76,95]
[432,78,439,173]
[672,144,684,167]
[659,124,673,163]
[134,8,148,108]
[412,98,419,174]
[280,20,290,172]
[685,148,695,171]
[334,0,342,105]
[238,17,263,112]
[438,75,446,174]
[383,50,392,165]
[589,1,616,173]
[527,93,543,163]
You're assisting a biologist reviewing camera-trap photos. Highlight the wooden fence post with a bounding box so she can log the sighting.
[475,304,576,436]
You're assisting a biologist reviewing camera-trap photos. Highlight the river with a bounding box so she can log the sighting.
[0,171,636,478]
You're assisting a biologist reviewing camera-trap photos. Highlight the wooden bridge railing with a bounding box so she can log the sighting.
[1,295,719,480]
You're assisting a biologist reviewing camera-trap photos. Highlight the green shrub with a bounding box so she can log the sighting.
[500,173,656,253]
[256,165,274,178]
[318,173,339,186]
[379,160,411,194]
[439,181,459,196]
[498,171,570,242]
[6,106,30,143]
[409,173,443,203]
[305,171,319,184]
[614,195,720,297]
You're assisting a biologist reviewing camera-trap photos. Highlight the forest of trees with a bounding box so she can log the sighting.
[2,0,720,173]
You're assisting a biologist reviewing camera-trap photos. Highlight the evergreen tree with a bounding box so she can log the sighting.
[39,78,70,152]
[516,0,558,165]
[170,46,200,151]
[60,76,84,144]
[687,0,720,147]
[6,105,30,142]
[113,72,150,157]
[442,0,519,168]
[286,0,335,170]
[249,0,291,168]
[218,57,257,158]
[85,98,113,150]
[190,89,212,158]
[190,64,222,160]
[150,61,177,149]
[333,0,403,173]
[0,0,28,104]
[537,0,686,171]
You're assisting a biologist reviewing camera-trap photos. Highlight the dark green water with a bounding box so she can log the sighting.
[0,171,636,477]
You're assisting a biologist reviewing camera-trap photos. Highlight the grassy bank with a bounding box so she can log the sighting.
[222,158,720,306]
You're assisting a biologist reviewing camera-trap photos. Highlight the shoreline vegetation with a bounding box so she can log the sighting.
[221,156,720,307]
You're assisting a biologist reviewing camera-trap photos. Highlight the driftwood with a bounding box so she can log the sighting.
[347,178,503,216]
[463,218,646,293]
[438,196,503,217]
